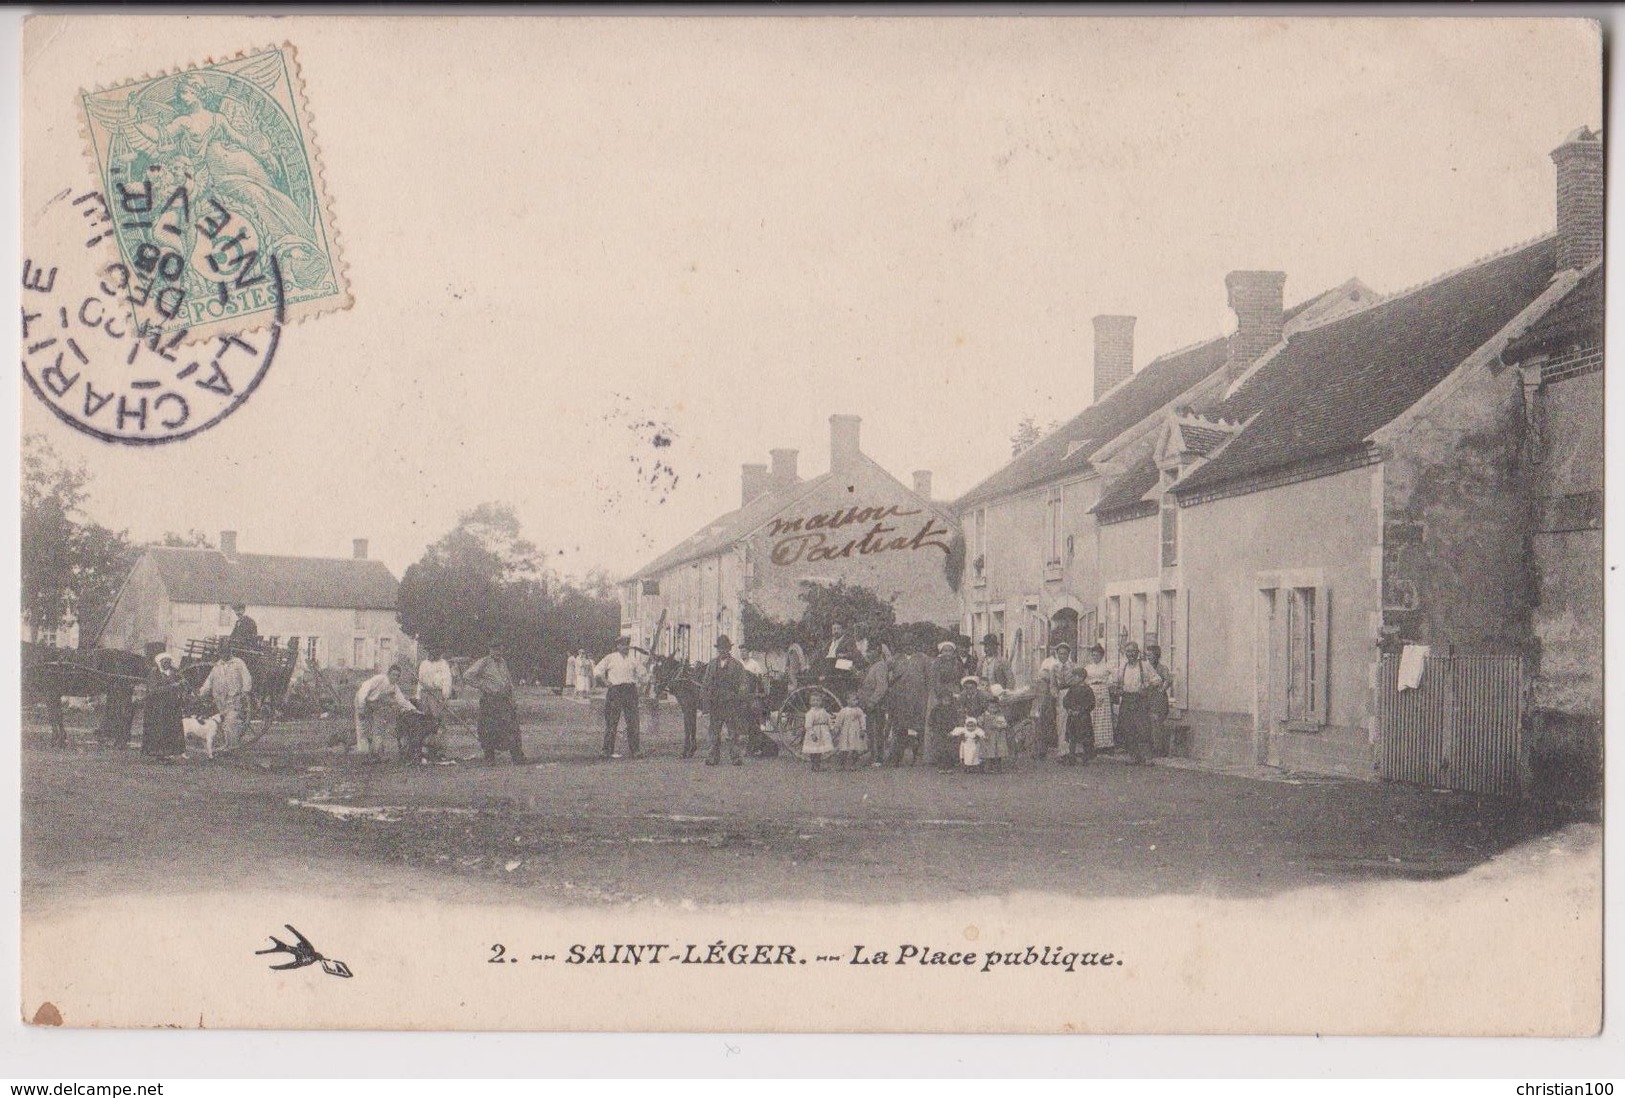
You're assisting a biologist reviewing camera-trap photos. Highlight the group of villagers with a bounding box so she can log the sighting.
[796,627,1173,775]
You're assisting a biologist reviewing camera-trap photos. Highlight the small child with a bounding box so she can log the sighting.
[982,685,1012,772]
[833,692,868,771]
[802,694,835,771]
[950,716,986,772]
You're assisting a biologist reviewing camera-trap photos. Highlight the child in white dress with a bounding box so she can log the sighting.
[950,716,987,772]
[803,694,835,771]
[833,693,868,771]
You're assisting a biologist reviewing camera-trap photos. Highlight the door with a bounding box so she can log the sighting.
[1254,588,1283,766]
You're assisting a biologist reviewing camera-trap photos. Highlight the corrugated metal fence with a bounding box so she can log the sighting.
[1378,653,1524,796]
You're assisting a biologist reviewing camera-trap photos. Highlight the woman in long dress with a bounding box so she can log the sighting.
[1083,645,1116,752]
[573,648,592,701]
[140,654,187,761]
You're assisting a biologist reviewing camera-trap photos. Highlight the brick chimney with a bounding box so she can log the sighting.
[219,530,237,556]
[741,463,769,506]
[912,470,933,499]
[1552,126,1603,272]
[353,538,369,561]
[1224,270,1288,382]
[770,448,800,491]
[1092,315,1135,402]
[829,414,862,472]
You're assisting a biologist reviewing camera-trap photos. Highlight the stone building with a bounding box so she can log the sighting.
[1085,127,1601,781]
[95,531,412,671]
[953,279,1371,687]
[623,415,960,659]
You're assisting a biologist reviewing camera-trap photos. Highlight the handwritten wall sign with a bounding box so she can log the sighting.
[765,503,954,567]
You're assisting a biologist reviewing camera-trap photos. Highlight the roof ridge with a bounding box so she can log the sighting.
[1376,231,1557,309]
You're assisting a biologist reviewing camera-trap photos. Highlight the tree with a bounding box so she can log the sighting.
[21,433,134,645]
[396,502,618,686]
[159,529,214,548]
[1010,414,1060,458]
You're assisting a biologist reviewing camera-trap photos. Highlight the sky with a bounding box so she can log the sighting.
[19,15,1603,583]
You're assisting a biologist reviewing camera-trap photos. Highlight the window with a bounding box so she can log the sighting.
[1160,473,1179,568]
[1132,593,1149,649]
[1286,587,1329,724]
[973,509,988,577]
[353,637,367,669]
[265,635,281,649]
[218,605,233,627]
[1044,488,1064,565]
[675,624,691,662]
[174,604,199,624]
[378,636,393,669]
[353,609,365,629]
[37,626,58,648]
[1157,590,1180,706]
[306,636,320,664]
[1105,597,1122,663]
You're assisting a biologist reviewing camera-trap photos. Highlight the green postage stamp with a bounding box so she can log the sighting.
[80,44,349,343]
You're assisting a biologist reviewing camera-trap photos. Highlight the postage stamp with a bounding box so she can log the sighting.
[78,43,349,344]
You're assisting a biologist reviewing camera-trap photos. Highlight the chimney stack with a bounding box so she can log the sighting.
[1224,270,1288,381]
[769,448,800,491]
[912,470,933,499]
[829,414,862,472]
[219,530,237,556]
[353,538,369,561]
[741,463,769,506]
[1092,315,1136,402]
[1552,126,1603,272]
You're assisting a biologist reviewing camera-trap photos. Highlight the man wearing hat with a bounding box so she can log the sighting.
[594,635,647,759]
[227,603,259,652]
[1036,642,1076,760]
[927,639,964,769]
[699,635,751,766]
[980,633,1014,692]
[464,641,525,763]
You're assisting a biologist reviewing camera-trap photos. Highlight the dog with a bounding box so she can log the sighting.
[183,714,222,759]
[900,728,922,766]
[395,709,442,763]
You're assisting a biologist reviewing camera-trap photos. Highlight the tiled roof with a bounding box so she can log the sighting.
[1502,263,1603,363]
[1174,235,1560,499]
[1179,424,1231,456]
[146,546,400,610]
[953,288,1346,510]
[628,472,834,580]
[1092,455,1162,515]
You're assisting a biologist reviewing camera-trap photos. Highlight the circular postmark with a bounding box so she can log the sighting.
[20,192,284,446]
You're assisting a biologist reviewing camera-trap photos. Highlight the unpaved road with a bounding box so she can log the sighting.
[22,690,1587,913]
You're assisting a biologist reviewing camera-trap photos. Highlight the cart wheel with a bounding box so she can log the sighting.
[771,684,843,756]
[1011,716,1036,760]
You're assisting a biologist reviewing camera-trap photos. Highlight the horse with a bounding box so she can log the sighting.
[650,653,704,757]
[21,642,149,748]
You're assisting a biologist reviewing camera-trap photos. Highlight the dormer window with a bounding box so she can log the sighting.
[1160,468,1180,568]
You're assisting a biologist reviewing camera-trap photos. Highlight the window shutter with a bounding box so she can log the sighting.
[1312,586,1331,724]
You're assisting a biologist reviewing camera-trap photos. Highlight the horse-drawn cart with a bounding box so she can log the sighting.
[179,636,302,746]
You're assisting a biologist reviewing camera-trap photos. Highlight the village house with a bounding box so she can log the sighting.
[1088,127,1602,787]
[952,280,1372,686]
[95,530,413,671]
[1498,219,1603,799]
[623,415,961,660]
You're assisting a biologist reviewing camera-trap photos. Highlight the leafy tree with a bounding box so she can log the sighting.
[159,529,215,548]
[1010,414,1060,458]
[21,433,134,645]
[741,580,958,657]
[397,502,618,685]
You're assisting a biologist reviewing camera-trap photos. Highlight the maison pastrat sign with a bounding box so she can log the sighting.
[764,502,954,567]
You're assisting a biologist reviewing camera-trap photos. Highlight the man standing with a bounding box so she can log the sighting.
[464,642,525,764]
[200,645,253,749]
[227,604,259,650]
[354,664,419,760]
[1037,642,1075,761]
[980,633,1014,691]
[885,639,930,766]
[594,635,646,759]
[857,643,893,766]
[700,635,750,767]
[824,621,860,670]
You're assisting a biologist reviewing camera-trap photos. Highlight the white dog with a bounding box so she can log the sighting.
[183,714,223,758]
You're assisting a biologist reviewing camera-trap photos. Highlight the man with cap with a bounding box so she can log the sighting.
[594,635,647,759]
[927,639,964,769]
[700,635,751,766]
[227,603,259,651]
